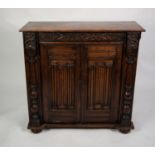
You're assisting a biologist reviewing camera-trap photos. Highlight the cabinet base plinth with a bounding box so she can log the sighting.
[28,122,134,134]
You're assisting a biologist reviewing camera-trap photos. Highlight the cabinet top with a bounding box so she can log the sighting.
[19,21,145,32]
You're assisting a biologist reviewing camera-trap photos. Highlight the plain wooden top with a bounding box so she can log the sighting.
[19,21,145,32]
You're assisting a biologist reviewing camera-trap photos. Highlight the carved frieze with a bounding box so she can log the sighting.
[39,32,125,42]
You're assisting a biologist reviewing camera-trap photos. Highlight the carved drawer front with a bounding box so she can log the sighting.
[81,44,123,123]
[40,44,80,123]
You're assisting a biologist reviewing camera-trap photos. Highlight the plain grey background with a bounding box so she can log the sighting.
[0,8,155,146]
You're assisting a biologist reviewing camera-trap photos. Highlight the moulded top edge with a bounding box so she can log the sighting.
[19,21,146,32]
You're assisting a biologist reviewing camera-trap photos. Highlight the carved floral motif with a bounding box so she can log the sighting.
[24,32,39,63]
[127,32,141,49]
[126,32,141,64]
[24,32,36,50]
[25,50,39,63]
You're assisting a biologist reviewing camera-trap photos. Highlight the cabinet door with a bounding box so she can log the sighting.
[40,44,80,123]
[81,43,123,123]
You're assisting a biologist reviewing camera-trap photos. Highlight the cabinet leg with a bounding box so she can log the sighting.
[31,128,42,133]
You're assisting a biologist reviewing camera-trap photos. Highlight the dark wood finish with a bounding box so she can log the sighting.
[20,22,145,134]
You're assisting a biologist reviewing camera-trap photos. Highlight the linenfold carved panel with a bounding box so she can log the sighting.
[87,61,113,110]
[86,44,120,112]
[46,44,77,111]
[49,60,75,110]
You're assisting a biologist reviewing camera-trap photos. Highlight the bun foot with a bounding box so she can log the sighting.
[31,128,42,133]
[119,128,131,134]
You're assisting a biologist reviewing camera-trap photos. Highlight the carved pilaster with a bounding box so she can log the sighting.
[23,32,41,128]
[121,32,141,128]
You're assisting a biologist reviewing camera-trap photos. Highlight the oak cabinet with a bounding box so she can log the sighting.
[20,22,145,133]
